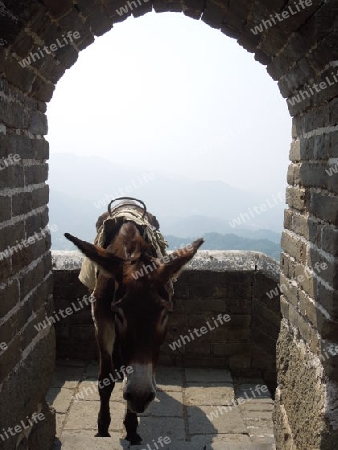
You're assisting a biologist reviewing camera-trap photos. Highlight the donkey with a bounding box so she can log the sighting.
[65,200,203,444]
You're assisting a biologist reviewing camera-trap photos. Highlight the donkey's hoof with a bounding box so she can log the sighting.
[95,431,111,437]
[126,433,142,445]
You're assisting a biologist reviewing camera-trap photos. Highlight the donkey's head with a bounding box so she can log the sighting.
[65,231,203,413]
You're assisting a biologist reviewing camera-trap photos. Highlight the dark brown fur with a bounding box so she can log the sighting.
[65,209,203,444]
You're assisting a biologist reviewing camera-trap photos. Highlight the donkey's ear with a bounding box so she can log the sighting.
[153,238,204,283]
[64,233,124,276]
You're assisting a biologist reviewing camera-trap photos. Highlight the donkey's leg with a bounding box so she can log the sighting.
[112,330,122,372]
[124,409,142,445]
[95,315,116,437]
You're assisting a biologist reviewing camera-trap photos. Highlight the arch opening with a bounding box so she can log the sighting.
[46,11,290,261]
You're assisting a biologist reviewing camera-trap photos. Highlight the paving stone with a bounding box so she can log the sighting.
[51,364,276,448]
[187,405,247,435]
[185,368,233,384]
[156,366,183,391]
[74,379,100,401]
[212,444,275,450]
[73,378,125,402]
[238,399,274,412]
[185,384,234,406]
[57,430,129,449]
[130,436,187,450]
[250,434,276,445]
[235,384,272,400]
[190,433,268,449]
[65,400,126,432]
[242,411,275,422]
[247,425,275,435]
[137,416,186,442]
[46,387,75,413]
[243,417,274,436]
[111,382,125,401]
[55,413,66,438]
[140,391,183,417]
[51,365,85,388]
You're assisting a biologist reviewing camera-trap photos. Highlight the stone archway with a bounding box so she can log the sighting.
[0,1,337,449]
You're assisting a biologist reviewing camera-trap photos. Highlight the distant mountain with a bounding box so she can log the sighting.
[166,233,281,261]
[48,153,285,255]
[159,215,281,243]
[48,153,286,231]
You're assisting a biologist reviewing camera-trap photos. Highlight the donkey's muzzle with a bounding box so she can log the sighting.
[123,390,156,413]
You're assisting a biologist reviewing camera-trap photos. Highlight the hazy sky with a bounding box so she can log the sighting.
[47,11,291,194]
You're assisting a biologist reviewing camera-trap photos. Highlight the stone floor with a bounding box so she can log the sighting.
[48,360,276,450]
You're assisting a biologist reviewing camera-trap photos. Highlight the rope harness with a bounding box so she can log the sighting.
[79,198,173,295]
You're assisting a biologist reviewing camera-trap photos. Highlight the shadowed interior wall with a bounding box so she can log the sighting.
[0,1,338,449]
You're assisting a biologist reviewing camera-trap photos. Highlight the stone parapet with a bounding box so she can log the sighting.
[52,250,281,391]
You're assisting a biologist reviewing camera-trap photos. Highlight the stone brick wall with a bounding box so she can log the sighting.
[0,92,56,448]
[1,1,338,448]
[52,250,281,390]
[274,120,338,449]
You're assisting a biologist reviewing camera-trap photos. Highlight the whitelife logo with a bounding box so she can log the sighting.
[72,366,134,402]
[0,225,58,261]
[34,294,94,332]
[18,31,81,68]
[116,0,149,16]
[206,384,269,421]
[228,191,285,228]
[287,70,338,106]
[0,412,45,443]
[168,314,231,351]
[266,261,328,299]
[326,161,338,176]
[250,0,313,35]
[0,153,20,170]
